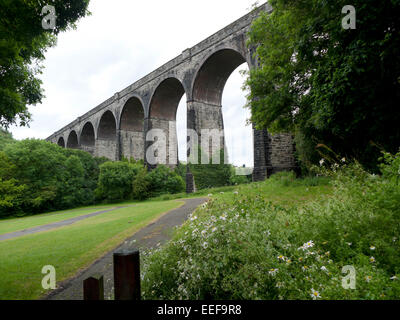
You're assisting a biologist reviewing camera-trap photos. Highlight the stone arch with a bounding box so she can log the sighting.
[120,96,145,161]
[80,122,95,154]
[98,110,117,140]
[149,77,186,120]
[147,77,187,167]
[189,48,249,165]
[96,110,118,160]
[66,131,79,149]
[57,137,65,148]
[192,48,248,105]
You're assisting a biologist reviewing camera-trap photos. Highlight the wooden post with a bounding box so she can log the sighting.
[83,275,104,300]
[113,249,141,300]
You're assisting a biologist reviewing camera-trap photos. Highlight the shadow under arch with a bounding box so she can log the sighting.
[66,131,79,149]
[57,137,65,148]
[96,110,118,160]
[80,122,96,155]
[147,77,187,168]
[120,96,145,161]
[192,48,248,106]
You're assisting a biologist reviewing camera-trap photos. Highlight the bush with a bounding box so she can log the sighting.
[0,139,106,217]
[146,165,185,197]
[189,149,233,190]
[132,168,150,201]
[141,153,400,300]
[95,161,142,202]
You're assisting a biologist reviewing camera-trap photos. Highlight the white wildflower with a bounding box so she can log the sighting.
[298,240,315,251]
[321,266,328,273]
[310,288,321,300]
[268,269,279,276]
[369,257,376,263]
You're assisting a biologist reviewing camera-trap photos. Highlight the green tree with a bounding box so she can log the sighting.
[4,139,68,212]
[61,155,85,208]
[0,151,26,217]
[189,148,233,189]
[0,0,90,127]
[95,161,142,202]
[0,128,15,151]
[146,165,185,197]
[246,0,400,172]
[132,168,150,201]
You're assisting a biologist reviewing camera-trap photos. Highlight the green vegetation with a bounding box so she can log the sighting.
[0,139,106,218]
[246,0,400,172]
[0,0,90,127]
[0,135,244,219]
[189,149,234,189]
[141,153,400,300]
[0,205,117,235]
[0,200,183,300]
[95,160,143,202]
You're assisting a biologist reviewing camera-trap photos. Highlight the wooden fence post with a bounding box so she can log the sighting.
[83,274,104,300]
[113,249,141,300]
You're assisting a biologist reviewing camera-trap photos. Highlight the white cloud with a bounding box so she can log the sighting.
[10,0,257,167]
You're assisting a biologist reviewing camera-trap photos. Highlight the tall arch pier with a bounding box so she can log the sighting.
[47,3,297,182]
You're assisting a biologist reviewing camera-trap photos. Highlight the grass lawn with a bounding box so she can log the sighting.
[0,200,183,300]
[0,204,121,235]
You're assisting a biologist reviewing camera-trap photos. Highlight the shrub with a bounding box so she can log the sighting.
[189,149,233,190]
[95,161,142,202]
[141,154,400,300]
[146,165,185,197]
[132,168,150,201]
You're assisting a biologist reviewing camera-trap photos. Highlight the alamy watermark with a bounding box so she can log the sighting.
[144,124,253,176]
[41,265,56,290]
[41,5,57,30]
[342,5,356,30]
[342,265,356,289]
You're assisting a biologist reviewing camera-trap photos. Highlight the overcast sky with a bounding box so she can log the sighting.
[10,0,258,167]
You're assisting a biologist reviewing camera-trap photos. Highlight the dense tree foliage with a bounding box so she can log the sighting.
[246,0,400,171]
[0,0,90,127]
[189,149,234,189]
[95,161,142,202]
[0,128,15,150]
[0,132,246,217]
[146,165,185,198]
[0,138,103,217]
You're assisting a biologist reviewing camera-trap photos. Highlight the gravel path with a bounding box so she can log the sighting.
[0,207,129,242]
[43,197,208,300]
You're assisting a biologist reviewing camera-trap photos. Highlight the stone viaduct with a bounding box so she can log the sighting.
[46,3,297,183]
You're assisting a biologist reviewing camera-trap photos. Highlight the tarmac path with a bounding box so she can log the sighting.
[43,197,208,300]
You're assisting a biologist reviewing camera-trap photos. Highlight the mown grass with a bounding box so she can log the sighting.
[0,205,120,235]
[0,200,183,300]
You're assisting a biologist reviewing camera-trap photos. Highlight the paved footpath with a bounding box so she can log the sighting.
[43,198,208,300]
[0,207,128,242]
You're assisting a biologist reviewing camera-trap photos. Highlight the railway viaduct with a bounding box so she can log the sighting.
[46,3,297,183]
